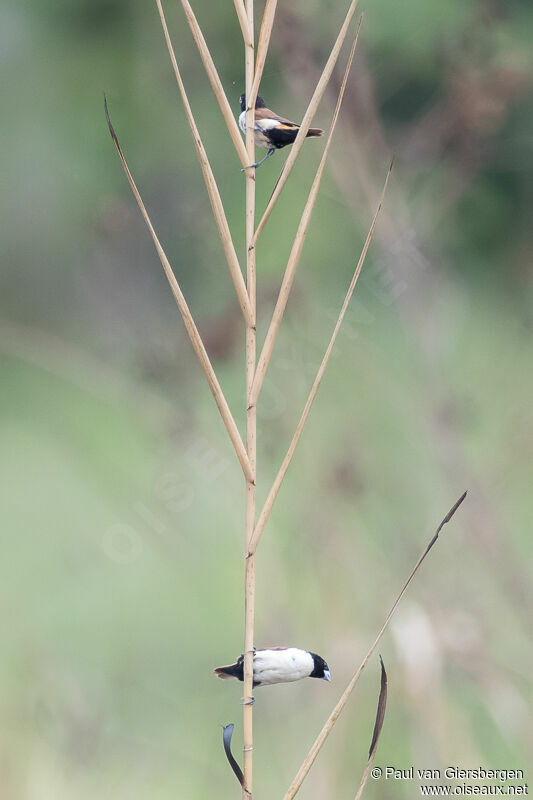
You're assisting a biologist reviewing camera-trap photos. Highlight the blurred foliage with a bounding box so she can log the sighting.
[1,0,532,797]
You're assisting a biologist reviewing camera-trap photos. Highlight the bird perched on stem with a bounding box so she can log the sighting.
[214,647,331,698]
[239,94,324,169]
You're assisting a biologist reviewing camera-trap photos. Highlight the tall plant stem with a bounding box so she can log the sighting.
[243,0,256,796]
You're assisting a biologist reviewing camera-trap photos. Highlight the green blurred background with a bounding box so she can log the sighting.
[1,0,532,797]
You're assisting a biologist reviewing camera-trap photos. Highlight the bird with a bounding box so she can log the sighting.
[238,94,324,169]
[214,647,331,693]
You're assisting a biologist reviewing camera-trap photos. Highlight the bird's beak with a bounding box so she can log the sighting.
[323,670,331,682]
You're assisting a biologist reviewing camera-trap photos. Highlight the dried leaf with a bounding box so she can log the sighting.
[249,16,363,408]
[353,657,388,800]
[222,723,244,788]
[368,655,387,759]
[104,96,253,483]
[250,158,393,555]
[283,491,467,800]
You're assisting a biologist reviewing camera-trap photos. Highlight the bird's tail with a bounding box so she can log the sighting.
[306,128,324,138]
[214,662,241,680]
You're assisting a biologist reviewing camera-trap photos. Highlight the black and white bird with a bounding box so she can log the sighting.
[214,647,331,688]
[238,94,324,169]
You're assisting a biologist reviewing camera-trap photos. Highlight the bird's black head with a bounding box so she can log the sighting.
[309,653,331,681]
[239,93,266,112]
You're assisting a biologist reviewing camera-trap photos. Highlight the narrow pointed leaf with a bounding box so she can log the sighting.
[250,159,393,555]
[368,656,387,760]
[155,0,253,326]
[233,0,253,47]
[249,17,363,408]
[104,97,253,483]
[353,658,387,800]
[179,0,250,168]
[248,0,278,110]
[282,492,467,800]
[253,0,360,243]
[222,724,245,788]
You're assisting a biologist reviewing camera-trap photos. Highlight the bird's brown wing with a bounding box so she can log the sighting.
[255,106,300,130]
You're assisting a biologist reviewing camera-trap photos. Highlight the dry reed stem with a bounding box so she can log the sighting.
[233,0,253,47]
[178,0,250,168]
[155,0,253,326]
[283,491,468,800]
[248,18,363,409]
[248,160,393,555]
[104,98,253,484]
[252,0,360,245]
[243,0,256,795]
[354,758,378,800]
[248,0,278,111]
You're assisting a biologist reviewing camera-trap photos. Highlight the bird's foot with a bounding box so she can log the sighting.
[241,696,255,706]
[241,148,275,171]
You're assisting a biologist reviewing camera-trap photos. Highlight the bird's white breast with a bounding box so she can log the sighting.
[253,648,314,685]
[239,111,276,149]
